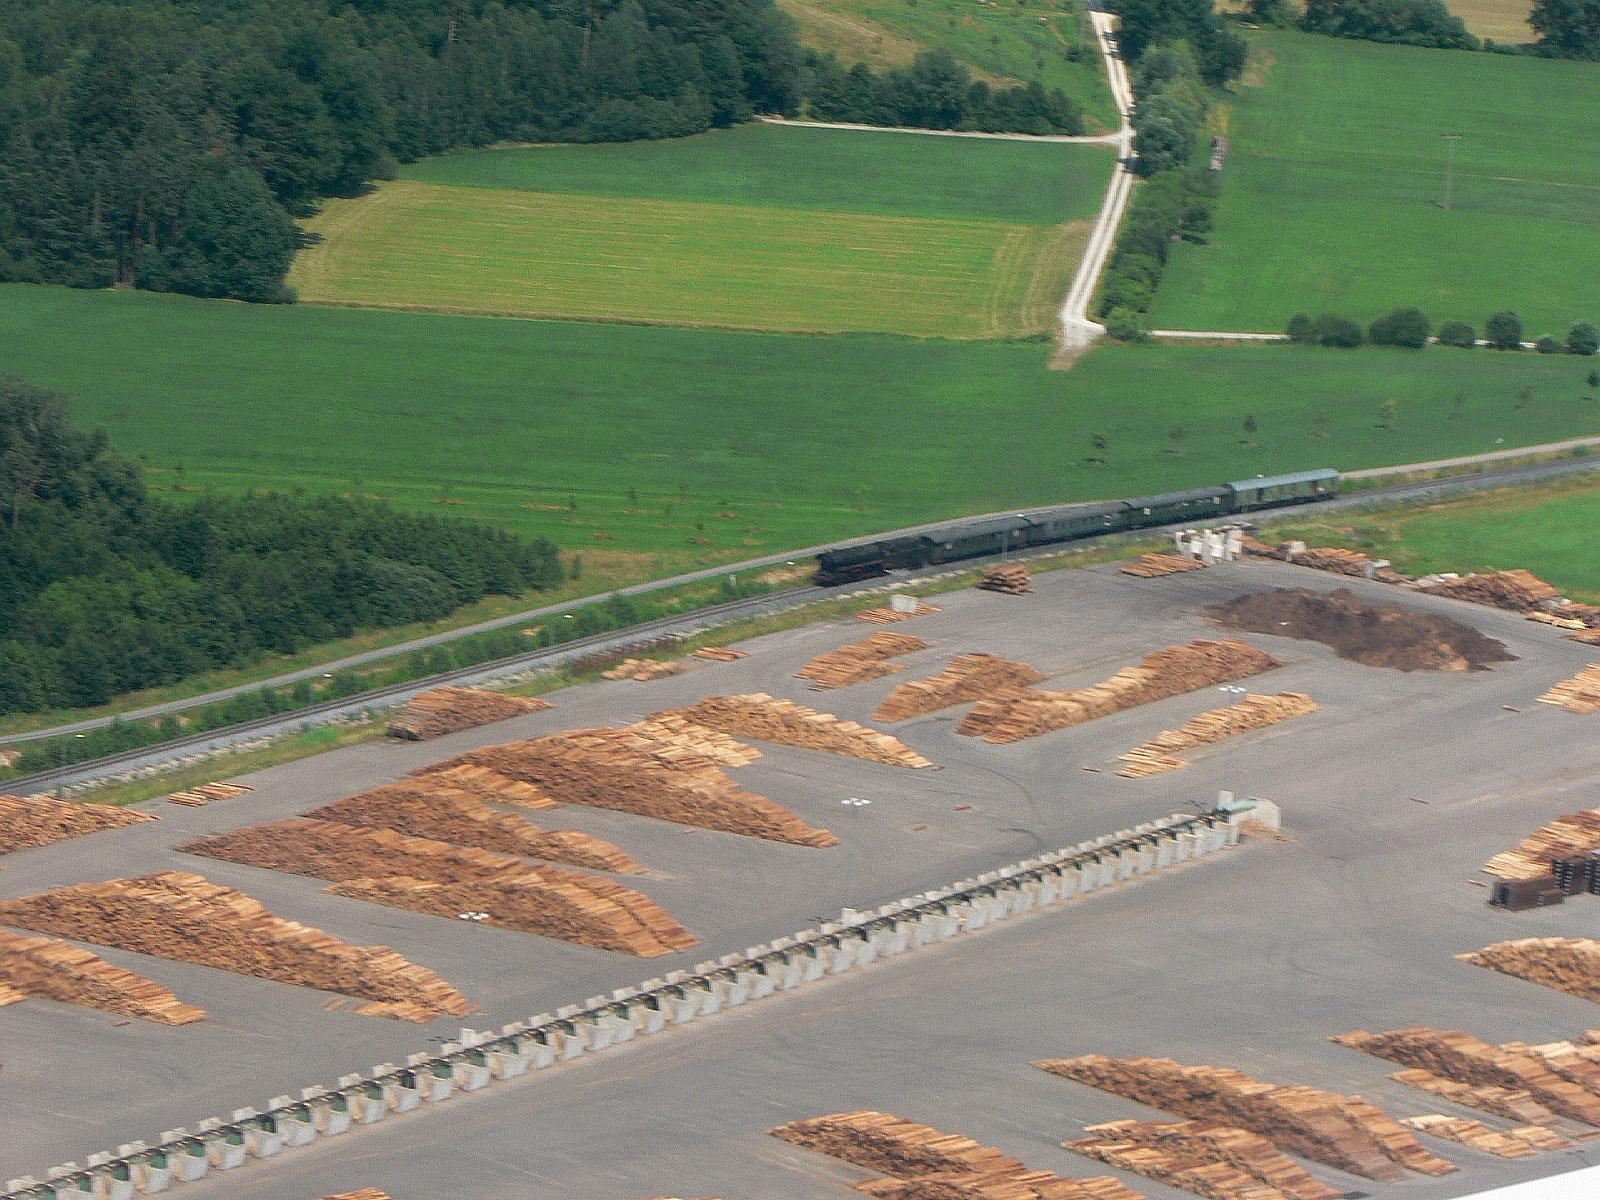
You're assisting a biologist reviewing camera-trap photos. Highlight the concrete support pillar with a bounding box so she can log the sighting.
[169,1144,206,1184]
[130,1155,170,1196]
[1174,832,1196,862]
[798,945,825,982]
[348,1083,387,1125]
[553,1021,586,1060]
[822,937,858,974]
[664,988,698,1024]
[420,1066,455,1101]
[489,1044,529,1080]
[1155,839,1175,868]
[452,1052,492,1091]
[628,997,667,1035]
[690,979,721,1017]
[852,931,879,967]
[45,1166,93,1200]
[377,1072,420,1115]
[725,968,757,1006]
[202,1134,246,1172]
[748,961,778,1000]
[241,1113,285,1157]
[90,1157,134,1200]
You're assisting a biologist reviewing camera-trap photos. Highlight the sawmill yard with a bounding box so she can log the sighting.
[7,555,1600,1198]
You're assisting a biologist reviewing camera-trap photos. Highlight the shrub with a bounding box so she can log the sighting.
[1437,320,1476,348]
[1367,306,1430,349]
[1535,335,1563,354]
[1485,310,1524,350]
[1287,312,1315,343]
[1313,313,1364,348]
[1105,307,1151,342]
[1568,321,1600,356]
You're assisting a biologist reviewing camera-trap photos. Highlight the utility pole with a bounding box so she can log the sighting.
[1441,134,1461,211]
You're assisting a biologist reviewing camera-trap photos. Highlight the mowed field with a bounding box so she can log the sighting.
[1445,0,1533,43]
[289,125,1113,339]
[1151,31,1600,334]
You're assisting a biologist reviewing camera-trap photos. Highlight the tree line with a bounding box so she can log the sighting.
[1255,0,1600,59]
[1286,308,1600,352]
[0,376,563,715]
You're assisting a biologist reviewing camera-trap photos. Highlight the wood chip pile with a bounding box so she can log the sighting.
[1537,664,1600,713]
[1035,1055,1456,1181]
[1483,806,1600,880]
[874,654,1047,723]
[166,782,252,808]
[1458,938,1600,1004]
[1421,569,1560,612]
[858,601,942,624]
[692,646,747,661]
[388,687,553,741]
[658,694,933,768]
[769,1111,1146,1200]
[602,658,691,682]
[0,871,470,1022]
[1065,1120,1339,1200]
[0,792,157,855]
[1402,1115,1568,1158]
[1391,1070,1568,1127]
[977,564,1032,594]
[1117,693,1319,778]
[958,641,1279,745]
[796,633,929,690]
[1120,553,1205,579]
[0,928,206,1025]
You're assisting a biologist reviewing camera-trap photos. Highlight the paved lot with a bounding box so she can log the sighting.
[5,558,1600,1199]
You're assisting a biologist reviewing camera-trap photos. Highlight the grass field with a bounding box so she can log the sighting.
[1151,31,1600,335]
[1445,0,1533,43]
[292,126,1111,338]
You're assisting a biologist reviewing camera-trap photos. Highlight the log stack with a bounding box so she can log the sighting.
[1035,1056,1456,1181]
[166,782,253,808]
[692,646,747,662]
[977,564,1032,594]
[1402,1115,1568,1158]
[1528,611,1588,630]
[1391,1069,1568,1127]
[0,871,470,1022]
[0,928,206,1025]
[624,715,763,767]
[959,641,1279,745]
[1458,938,1600,1005]
[858,601,942,624]
[658,694,933,769]
[1483,806,1600,880]
[1565,628,1600,646]
[1121,553,1206,579]
[1117,693,1319,777]
[1065,1120,1339,1200]
[387,687,553,741]
[321,1190,392,1200]
[874,654,1047,722]
[1422,569,1560,612]
[0,793,157,855]
[602,658,691,682]
[1537,664,1600,713]
[795,632,929,690]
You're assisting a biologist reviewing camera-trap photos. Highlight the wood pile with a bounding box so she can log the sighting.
[402,762,556,809]
[0,871,471,1022]
[1121,553,1205,579]
[602,658,690,681]
[1035,1055,1456,1181]
[1537,664,1600,713]
[1422,569,1560,612]
[1566,628,1600,646]
[1483,806,1600,880]
[796,632,929,690]
[858,601,942,624]
[309,784,641,873]
[321,1190,391,1200]
[1244,542,1406,583]
[977,564,1032,594]
[1066,1120,1339,1200]
[1459,938,1600,1004]
[166,782,252,808]
[658,694,933,769]
[1333,1028,1600,1126]
[1402,1115,1568,1158]
[874,654,1047,723]
[388,687,552,741]
[769,1112,1145,1200]
[1117,693,1319,778]
[1529,611,1588,630]
[1391,1069,1568,1127]
[959,641,1279,745]
[625,715,763,767]
[0,793,157,855]
[692,646,746,662]
[0,928,206,1025]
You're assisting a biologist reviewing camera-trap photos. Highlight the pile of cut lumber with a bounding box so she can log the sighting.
[1121,553,1206,578]
[1565,628,1600,646]
[0,871,470,1022]
[658,694,933,769]
[1459,938,1600,1005]
[1483,806,1600,880]
[402,761,556,809]
[166,782,252,808]
[0,792,157,855]
[1290,547,1378,578]
[1537,664,1600,713]
[1117,693,1319,777]
[623,715,763,767]
[321,1191,391,1200]
[1529,611,1588,630]
[1035,1055,1456,1181]
[1392,1069,1567,1127]
[977,563,1032,594]
[796,632,928,690]
[602,658,690,681]
[388,687,553,741]
[1402,1115,1568,1158]
[692,646,746,662]
[959,640,1279,745]
[857,601,942,624]
[1066,1120,1339,1200]
[769,1111,1145,1200]
[0,928,205,1025]
[874,653,1047,722]
[1422,569,1560,612]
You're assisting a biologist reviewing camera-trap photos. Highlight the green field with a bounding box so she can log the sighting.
[291,126,1111,338]
[1151,31,1600,335]
[7,284,1600,568]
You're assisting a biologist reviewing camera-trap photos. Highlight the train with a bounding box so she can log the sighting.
[815,468,1340,586]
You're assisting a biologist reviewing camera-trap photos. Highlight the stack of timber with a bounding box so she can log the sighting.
[1566,628,1600,646]
[874,654,1047,722]
[1402,1115,1568,1158]
[959,641,1279,745]
[1392,1070,1568,1127]
[0,871,470,1022]
[1458,938,1600,1004]
[166,782,252,808]
[658,694,933,769]
[977,564,1032,594]
[858,601,942,624]
[1483,807,1600,880]
[692,646,746,662]
[321,1191,391,1200]
[602,658,690,682]
[1529,611,1588,630]
[388,687,553,741]
[1243,541,1406,583]
[309,784,640,873]
[1537,664,1600,713]
[796,632,929,690]
[1121,553,1205,579]
[1117,693,1319,778]
[1065,1120,1339,1200]
[0,793,157,855]
[1332,1029,1600,1126]
[1035,1056,1457,1181]
[0,928,206,1025]
[415,729,838,847]
[1422,570,1560,612]
[769,1112,1146,1200]
[401,762,556,809]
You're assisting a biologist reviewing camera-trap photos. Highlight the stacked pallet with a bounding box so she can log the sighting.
[0,871,470,1022]
[1117,693,1319,778]
[977,564,1032,594]
[166,782,252,808]
[769,1112,1145,1200]
[388,687,553,741]
[1483,806,1600,880]
[602,658,690,682]
[1422,569,1560,612]
[1459,938,1600,1004]
[1121,553,1205,579]
[1035,1056,1456,1181]
[796,632,929,690]
[858,601,942,624]
[874,654,1047,722]
[1402,1115,1568,1158]
[1391,1069,1567,1127]
[0,929,206,1025]
[692,646,746,662]
[1066,1120,1339,1200]
[309,785,641,872]
[0,793,157,855]
[959,641,1279,745]
[1537,664,1600,713]
[658,694,933,769]
[1332,1029,1600,1126]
